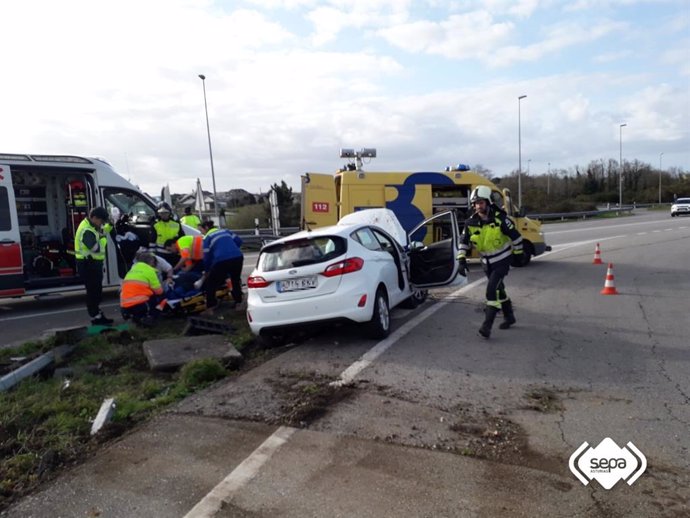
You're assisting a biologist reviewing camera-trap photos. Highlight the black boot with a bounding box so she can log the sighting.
[478,306,500,338]
[499,300,516,329]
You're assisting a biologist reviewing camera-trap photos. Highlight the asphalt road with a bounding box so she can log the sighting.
[4,211,690,517]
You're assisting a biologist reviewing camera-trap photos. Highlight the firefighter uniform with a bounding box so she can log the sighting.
[153,219,183,248]
[458,202,523,338]
[74,210,112,325]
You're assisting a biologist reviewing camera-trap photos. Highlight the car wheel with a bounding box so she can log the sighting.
[366,287,390,339]
[400,288,429,309]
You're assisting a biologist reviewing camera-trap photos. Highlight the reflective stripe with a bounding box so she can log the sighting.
[479,242,512,264]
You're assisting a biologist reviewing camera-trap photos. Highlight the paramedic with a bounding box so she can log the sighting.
[197,220,244,311]
[457,186,523,339]
[74,207,114,325]
[120,252,164,326]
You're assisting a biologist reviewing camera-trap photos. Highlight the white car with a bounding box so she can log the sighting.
[671,197,690,217]
[246,209,464,343]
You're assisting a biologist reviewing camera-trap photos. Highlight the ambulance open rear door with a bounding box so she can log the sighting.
[0,164,25,296]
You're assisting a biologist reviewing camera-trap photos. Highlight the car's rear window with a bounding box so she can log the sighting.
[259,236,347,272]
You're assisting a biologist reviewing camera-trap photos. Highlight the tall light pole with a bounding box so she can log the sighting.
[198,74,220,224]
[547,161,551,196]
[518,95,527,209]
[618,123,627,208]
[659,152,664,204]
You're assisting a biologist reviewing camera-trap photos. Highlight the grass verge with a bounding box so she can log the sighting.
[0,310,254,511]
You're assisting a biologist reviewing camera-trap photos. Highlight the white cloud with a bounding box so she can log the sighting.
[378,11,514,59]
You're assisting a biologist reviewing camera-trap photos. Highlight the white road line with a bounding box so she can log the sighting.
[637,232,647,235]
[186,278,488,516]
[534,235,627,259]
[545,219,681,235]
[183,426,297,518]
[0,302,120,322]
[333,277,487,386]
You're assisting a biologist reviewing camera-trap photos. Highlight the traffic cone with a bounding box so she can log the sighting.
[600,263,619,295]
[592,243,603,264]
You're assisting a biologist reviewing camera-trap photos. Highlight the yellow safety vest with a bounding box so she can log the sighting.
[468,217,512,254]
[120,262,163,308]
[180,214,201,228]
[74,219,107,261]
[154,220,181,246]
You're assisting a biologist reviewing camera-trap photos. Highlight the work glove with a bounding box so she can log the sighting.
[457,256,468,276]
[193,278,204,290]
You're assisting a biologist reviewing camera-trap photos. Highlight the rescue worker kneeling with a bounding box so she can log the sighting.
[120,252,164,326]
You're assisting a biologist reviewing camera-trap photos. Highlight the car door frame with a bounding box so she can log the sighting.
[0,164,26,296]
[407,210,461,289]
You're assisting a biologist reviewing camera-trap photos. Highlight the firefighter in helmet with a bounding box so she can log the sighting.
[457,185,523,338]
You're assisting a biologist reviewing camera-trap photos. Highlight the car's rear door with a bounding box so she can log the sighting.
[408,210,462,288]
[0,164,25,297]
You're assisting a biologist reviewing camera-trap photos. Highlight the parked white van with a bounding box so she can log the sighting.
[0,153,165,298]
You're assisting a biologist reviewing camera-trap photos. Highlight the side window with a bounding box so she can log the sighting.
[372,229,397,253]
[351,228,382,251]
[103,189,156,225]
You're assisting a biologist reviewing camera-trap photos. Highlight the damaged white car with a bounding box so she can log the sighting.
[246,209,466,343]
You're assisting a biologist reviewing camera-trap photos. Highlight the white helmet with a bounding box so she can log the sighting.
[470,185,492,204]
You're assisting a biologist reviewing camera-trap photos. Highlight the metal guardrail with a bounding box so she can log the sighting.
[528,207,634,221]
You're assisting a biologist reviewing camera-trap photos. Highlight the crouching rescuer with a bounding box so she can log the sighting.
[457,186,523,338]
[120,252,164,326]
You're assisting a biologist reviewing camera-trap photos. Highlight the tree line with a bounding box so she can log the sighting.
[484,159,689,213]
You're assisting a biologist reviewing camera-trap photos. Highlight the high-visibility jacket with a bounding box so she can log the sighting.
[203,228,243,271]
[74,219,107,261]
[458,206,523,264]
[176,235,204,267]
[120,262,163,308]
[180,214,201,228]
[153,219,182,246]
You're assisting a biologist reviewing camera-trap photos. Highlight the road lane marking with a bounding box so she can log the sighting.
[545,219,682,235]
[0,303,120,322]
[535,236,627,259]
[333,277,487,386]
[184,426,297,518]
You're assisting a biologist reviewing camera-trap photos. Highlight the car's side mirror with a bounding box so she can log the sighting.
[409,241,425,251]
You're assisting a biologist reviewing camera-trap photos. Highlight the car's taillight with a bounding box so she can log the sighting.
[247,276,271,288]
[322,257,364,277]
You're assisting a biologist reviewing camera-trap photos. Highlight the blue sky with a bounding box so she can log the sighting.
[0,0,687,195]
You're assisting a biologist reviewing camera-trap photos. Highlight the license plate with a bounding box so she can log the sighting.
[277,276,318,292]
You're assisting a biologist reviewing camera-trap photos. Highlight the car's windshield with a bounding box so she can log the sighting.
[675,198,690,204]
[259,236,346,272]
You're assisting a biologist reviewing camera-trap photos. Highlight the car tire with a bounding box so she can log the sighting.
[400,288,429,309]
[366,287,390,339]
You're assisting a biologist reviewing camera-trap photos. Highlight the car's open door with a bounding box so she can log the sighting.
[0,164,25,297]
[408,210,463,288]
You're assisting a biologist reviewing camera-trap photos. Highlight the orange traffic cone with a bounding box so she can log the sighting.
[592,243,603,264]
[600,263,619,295]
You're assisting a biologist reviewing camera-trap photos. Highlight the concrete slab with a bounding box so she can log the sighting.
[143,335,242,371]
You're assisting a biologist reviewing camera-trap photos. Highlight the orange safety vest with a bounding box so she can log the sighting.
[177,235,204,268]
[120,262,164,308]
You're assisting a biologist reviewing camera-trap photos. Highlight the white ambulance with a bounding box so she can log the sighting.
[0,153,164,298]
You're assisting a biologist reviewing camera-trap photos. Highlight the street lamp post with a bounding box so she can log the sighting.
[547,162,551,196]
[659,153,664,204]
[618,123,627,208]
[198,74,220,224]
[518,95,527,209]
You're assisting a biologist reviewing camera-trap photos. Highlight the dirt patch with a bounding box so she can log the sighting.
[267,372,355,427]
[521,386,565,413]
